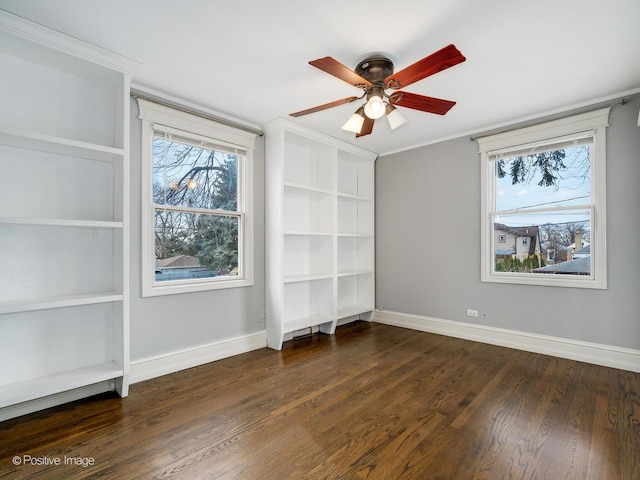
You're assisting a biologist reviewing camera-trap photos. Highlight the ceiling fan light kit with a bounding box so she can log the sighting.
[290,44,466,137]
[385,103,408,130]
[341,105,366,133]
[363,94,386,120]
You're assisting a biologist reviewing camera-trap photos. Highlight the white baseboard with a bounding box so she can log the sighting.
[373,310,640,373]
[130,331,267,384]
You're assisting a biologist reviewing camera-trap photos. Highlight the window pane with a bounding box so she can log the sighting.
[493,209,591,275]
[495,143,591,212]
[154,210,239,282]
[153,135,239,211]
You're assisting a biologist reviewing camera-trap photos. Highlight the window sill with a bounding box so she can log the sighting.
[482,272,606,289]
[142,277,254,297]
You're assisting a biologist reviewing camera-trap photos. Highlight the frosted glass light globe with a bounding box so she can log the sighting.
[364,95,385,119]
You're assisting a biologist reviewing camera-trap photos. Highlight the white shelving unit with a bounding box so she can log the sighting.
[0,11,136,421]
[265,119,376,350]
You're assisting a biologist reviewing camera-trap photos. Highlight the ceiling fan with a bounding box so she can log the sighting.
[290,44,466,137]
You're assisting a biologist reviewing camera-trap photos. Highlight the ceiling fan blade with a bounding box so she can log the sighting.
[389,91,456,115]
[309,57,372,88]
[385,44,466,89]
[290,96,359,117]
[356,116,374,137]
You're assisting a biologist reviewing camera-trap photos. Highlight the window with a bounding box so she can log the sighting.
[138,99,256,296]
[478,108,609,289]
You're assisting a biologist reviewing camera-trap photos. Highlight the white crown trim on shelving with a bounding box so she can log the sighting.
[0,10,139,75]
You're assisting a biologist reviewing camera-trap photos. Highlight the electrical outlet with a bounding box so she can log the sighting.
[259,315,266,325]
[466,309,479,318]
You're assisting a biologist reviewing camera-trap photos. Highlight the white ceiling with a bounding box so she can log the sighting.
[1,0,639,156]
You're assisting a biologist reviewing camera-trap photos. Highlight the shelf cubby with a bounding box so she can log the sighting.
[338,273,375,320]
[0,50,123,149]
[337,236,374,275]
[283,186,333,234]
[284,234,333,280]
[283,278,334,333]
[337,150,374,199]
[0,139,121,223]
[0,225,116,303]
[337,197,374,236]
[283,131,334,191]
[0,303,118,390]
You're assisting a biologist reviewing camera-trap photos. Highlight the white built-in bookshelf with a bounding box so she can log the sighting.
[265,119,376,350]
[0,11,136,421]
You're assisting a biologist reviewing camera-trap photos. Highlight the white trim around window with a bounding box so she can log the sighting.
[477,108,610,289]
[138,98,256,296]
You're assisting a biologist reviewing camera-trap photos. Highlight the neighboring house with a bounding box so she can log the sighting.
[572,244,591,260]
[567,229,590,261]
[493,223,541,263]
[540,242,571,264]
[155,255,216,280]
[533,256,591,275]
[540,230,589,265]
[156,255,200,270]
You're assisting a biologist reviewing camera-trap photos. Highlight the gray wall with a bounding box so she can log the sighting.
[375,94,640,350]
[129,98,266,361]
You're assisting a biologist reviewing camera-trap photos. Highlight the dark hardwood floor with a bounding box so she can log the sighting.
[1,322,638,479]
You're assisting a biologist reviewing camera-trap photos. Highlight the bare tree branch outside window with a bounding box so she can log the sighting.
[152,136,241,281]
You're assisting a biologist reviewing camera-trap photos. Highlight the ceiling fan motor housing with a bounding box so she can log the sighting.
[355,56,394,90]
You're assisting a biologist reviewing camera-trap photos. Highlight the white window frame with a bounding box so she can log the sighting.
[138,98,256,296]
[478,108,609,289]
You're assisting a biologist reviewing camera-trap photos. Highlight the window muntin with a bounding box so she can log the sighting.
[478,108,609,289]
[138,98,256,296]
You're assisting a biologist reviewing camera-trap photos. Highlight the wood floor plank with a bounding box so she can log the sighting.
[618,370,640,479]
[1,322,638,479]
